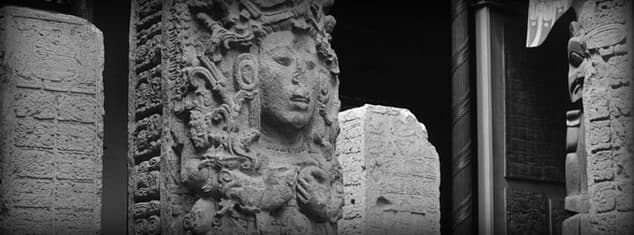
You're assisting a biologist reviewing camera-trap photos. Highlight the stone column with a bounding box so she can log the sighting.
[0,6,104,234]
[336,105,441,235]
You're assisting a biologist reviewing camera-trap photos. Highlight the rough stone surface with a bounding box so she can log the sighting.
[0,6,104,234]
[336,105,440,235]
[128,0,342,234]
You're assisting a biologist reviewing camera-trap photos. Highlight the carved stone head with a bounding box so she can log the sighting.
[182,0,340,146]
[567,21,590,104]
[258,30,320,133]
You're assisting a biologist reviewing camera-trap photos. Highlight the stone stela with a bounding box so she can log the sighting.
[337,105,441,235]
[0,6,104,234]
[129,0,344,234]
[561,1,633,234]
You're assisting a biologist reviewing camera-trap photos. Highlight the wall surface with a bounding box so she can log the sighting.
[0,6,104,234]
[503,8,569,235]
[337,105,441,235]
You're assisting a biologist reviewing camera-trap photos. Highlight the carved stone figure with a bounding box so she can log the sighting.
[564,21,590,214]
[162,0,342,234]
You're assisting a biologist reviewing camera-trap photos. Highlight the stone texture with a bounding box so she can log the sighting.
[336,105,440,235]
[128,0,342,234]
[0,6,103,234]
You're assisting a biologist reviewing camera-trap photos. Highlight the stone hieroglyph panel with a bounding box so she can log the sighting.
[0,6,104,234]
[578,0,633,234]
[129,0,342,234]
[336,105,441,235]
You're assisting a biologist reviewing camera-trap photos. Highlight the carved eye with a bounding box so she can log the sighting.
[306,61,316,70]
[569,51,584,68]
[273,56,293,66]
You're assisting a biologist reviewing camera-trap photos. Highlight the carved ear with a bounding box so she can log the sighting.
[188,67,217,91]
[234,53,259,91]
[317,70,331,105]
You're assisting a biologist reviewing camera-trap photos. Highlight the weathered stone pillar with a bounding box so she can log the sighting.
[336,105,441,235]
[562,0,633,234]
[128,0,342,234]
[0,6,104,234]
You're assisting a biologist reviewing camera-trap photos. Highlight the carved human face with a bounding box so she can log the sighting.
[567,36,589,103]
[258,31,320,132]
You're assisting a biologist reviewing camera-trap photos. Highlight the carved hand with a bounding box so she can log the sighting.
[327,178,344,223]
[296,166,330,221]
[260,167,296,211]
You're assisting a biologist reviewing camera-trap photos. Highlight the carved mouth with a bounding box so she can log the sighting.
[290,95,309,104]
[290,95,309,110]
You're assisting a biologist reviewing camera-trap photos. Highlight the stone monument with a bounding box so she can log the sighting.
[128,0,342,234]
[562,0,633,234]
[336,105,441,235]
[0,6,104,234]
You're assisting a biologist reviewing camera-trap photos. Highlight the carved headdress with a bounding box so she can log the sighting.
[188,0,339,73]
[178,0,341,158]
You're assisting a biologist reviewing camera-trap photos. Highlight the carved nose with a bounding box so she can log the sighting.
[292,65,306,85]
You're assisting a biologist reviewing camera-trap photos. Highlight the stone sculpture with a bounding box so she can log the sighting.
[560,1,633,234]
[564,21,590,214]
[178,2,342,233]
[128,0,342,234]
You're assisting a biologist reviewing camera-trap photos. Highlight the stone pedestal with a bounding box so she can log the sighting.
[336,105,441,235]
[0,6,104,234]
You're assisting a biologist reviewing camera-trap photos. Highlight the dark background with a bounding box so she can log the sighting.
[1,1,452,234]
